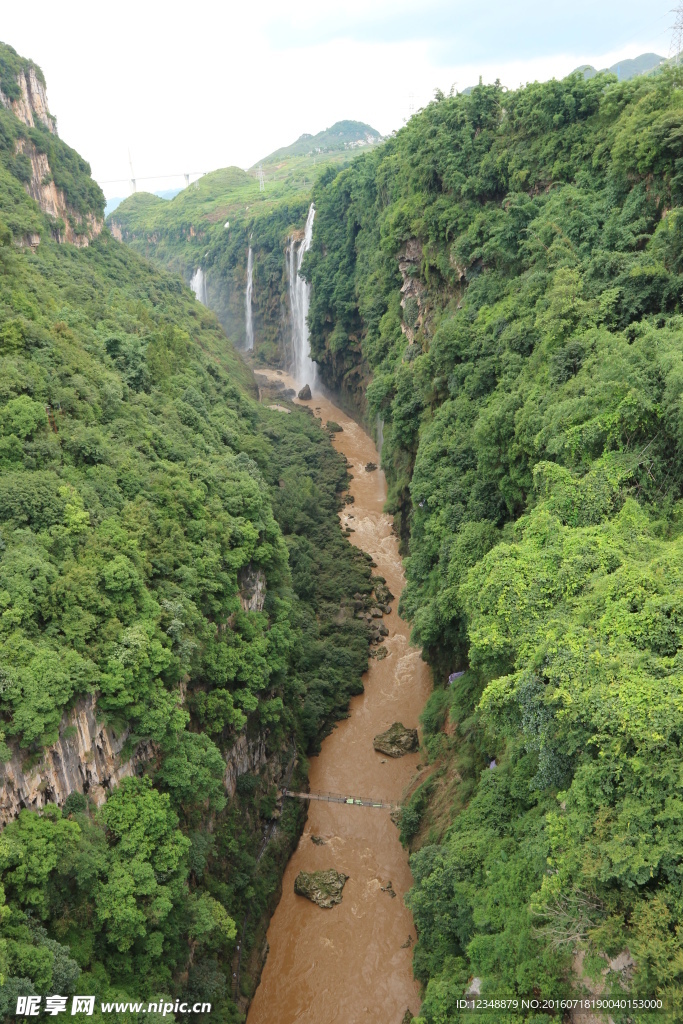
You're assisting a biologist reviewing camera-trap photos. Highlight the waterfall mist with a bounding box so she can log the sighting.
[288,204,316,388]
[245,247,254,351]
[190,267,207,305]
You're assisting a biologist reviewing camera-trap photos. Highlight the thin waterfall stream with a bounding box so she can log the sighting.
[190,266,207,305]
[245,247,254,350]
[288,203,317,388]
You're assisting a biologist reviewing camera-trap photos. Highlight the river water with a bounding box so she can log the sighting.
[248,371,431,1024]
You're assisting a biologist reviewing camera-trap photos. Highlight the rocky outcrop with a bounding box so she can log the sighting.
[0,66,55,132]
[294,869,348,908]
[224,731,268,798]
[0,694,156,825]
[397,238,425,343]
[2,66,102,246]
[373,722,419,757]
[298,384,312,400]
[14,137,103,246]
[238,565,267,613]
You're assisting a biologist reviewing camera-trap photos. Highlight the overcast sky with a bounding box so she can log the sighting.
[1,0,675,199]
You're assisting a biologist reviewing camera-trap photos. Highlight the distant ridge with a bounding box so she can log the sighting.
[571,51,666,81]
[257,119,383,166]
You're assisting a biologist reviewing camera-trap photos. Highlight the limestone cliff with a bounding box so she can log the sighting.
[0,694,155,825]
[1,64,103,246]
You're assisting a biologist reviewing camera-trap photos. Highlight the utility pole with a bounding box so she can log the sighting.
[257,164,265,192]
[128,149,136,194]
[672,4,683,65]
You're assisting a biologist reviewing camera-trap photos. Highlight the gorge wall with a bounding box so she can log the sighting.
[0,47,103,245]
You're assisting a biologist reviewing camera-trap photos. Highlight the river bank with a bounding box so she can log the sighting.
[247,371,432,1024]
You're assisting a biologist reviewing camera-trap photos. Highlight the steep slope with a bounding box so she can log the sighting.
[0,43,374,1022]
[107,122,383,363]
[305,70,683,1018]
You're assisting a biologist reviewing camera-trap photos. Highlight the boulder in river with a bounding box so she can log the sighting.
[298,384,312,400]
[294,869,348,908]
[373,722,419,757]
[365,461,377,472]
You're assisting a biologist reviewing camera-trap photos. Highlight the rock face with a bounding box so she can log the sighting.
[294,869,348,908]
[238,564,267,613]
[223,731,268,799]
[298,384,312,400]
[0,63,103,246]
[397,238,425,343]
[373,722,419,758]
[0,694,156,825]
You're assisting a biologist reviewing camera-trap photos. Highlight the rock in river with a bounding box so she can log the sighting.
[294,869,348,908]
[373,722,419,758]
[298,384,312,400]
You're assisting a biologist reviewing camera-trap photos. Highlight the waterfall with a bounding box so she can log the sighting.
[376,416,384,458]
[190,267,207,305]
[245,247,254,351]
[288,203,316,387]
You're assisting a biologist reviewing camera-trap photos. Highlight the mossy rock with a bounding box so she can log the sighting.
[294,869,348,908]
[326,420,343,432]
[373,722,418,757]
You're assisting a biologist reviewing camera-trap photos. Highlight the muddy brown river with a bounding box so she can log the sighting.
[248,372,431,1024]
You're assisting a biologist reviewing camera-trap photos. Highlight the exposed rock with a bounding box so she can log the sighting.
[370,607,384,618]
[294,869,348,908]
[369,645,388,660]
[373,722,419,758]
[397,239,425,342]
[378,623,389,636]
[298,384,312,400]
[2,66,102,246]
[0,694,156,825]
[238,564,267,613]
[402,1010,414,1024]
[326,420,343,432]
[310,834,325,846]
[365,461,377,472]
[223,731,268,799]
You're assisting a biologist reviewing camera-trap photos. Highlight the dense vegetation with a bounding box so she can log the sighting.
[0,45,373,1023]
[107,123,383,362]
[305,70,683,1020]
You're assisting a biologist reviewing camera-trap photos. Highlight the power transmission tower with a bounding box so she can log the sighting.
[257,164,265,192]
[672,4,683,64]
[128,149,136,193]
[408,92,415,118]
[184,173,190,188]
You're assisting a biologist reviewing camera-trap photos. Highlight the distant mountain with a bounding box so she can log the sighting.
[105,187,182,217]
[572,52,666,82]
[258,120,383,166]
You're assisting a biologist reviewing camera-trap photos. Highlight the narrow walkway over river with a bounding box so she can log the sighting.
[247,371,431,1024]
[282,789,398,810]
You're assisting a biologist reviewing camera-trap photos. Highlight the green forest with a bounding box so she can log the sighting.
[0,41,374,1024]
[3,27,683,1024]
[304,69,683,1021]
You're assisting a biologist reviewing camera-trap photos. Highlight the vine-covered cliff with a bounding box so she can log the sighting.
[305,70,683,1018]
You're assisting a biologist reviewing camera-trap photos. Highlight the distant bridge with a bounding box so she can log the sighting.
[281,788,397,810]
